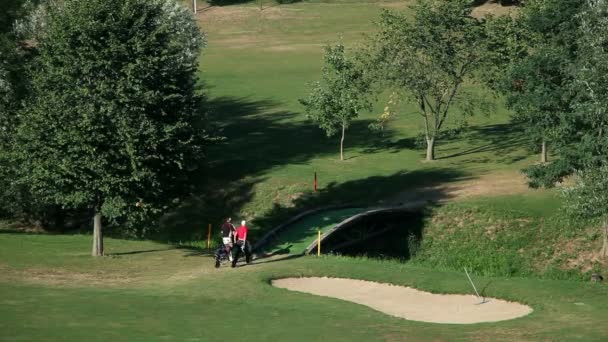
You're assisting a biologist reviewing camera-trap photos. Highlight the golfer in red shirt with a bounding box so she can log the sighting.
[232,220,252,267]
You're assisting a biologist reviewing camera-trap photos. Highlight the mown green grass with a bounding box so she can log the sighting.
[7,2,604,340]
[154,0,538,242]
[1,232,607,341]
[411,191,604,280]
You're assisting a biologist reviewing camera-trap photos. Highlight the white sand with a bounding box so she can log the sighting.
[272,277,532,324]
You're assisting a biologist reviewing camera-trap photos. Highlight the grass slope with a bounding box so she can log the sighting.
[158,0,535,242]
[1,232,608,341]
[411,192,606,280]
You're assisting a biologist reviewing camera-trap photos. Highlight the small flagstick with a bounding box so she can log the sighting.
[464,267,486,304]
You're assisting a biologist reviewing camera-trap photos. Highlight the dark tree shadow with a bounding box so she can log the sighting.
[205,0,253,7]
[262,243,293,257]
[177,245,216,257]
[250,253,303,265]
[203,0,302,8]
[154,95,408,243]
[479,280,494,298]
[436,123,529,164]
[0,228,47,235]
[205,96,397,183]
[106,248,177,256]
[471,0,520,7]
[196,5,214,13]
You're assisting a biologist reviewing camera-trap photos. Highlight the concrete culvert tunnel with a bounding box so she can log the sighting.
[306,205,427,260]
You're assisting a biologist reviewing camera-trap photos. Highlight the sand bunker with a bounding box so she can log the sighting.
[272,277,532,324]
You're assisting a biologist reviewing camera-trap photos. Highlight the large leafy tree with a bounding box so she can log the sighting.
[562,0,608,258]
[562,167,608,258]
[300,43,371,161]
[14,0,208,256]
[0,0,39,219]
[499,0,583,163]
[504,48,574,163]
[526,0,608,258]
[367,0,487,161]
[0,0,38,129]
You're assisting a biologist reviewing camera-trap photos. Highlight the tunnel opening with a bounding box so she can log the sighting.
[321,210,425,261]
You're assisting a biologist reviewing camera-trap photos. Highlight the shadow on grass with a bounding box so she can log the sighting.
[178,245,216,257]
[205,96,399,181]
[205,0,253,7]
[203,0,302,8]
[250,253,303,265]
[480,280,494,298]
[264,243,293,256]
[437,123,529,164]
[472,0,520,6]
[154,95,406,243]
[106,248,177,256]
[0,229,45,235]
[158,167,467,248]
[154,97,525,248]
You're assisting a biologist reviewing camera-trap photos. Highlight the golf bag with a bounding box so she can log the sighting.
[214,243,232,268]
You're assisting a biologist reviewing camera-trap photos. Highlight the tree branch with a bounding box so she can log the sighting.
[437,80,462,132]
[419,95,431,139]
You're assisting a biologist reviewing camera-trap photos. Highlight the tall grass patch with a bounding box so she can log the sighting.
[411,191,605,280]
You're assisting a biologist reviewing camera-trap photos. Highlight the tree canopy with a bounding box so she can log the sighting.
[496,0,584,163]
[366,0,487,161]
[0,0,39,219]
[300,43,371,161]
[521,0,608,257]
[11,0,208,255]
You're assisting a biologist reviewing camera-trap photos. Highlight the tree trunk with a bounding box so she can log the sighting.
[425,137,435,161]
[601,219,608,259]
[340,123,345,161]
[92,210,103,256]
[541,140,548,163]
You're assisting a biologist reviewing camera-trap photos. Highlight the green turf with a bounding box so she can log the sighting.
[4,2,606,341]
[410,191,605,280]
[156,0,536,242]
[1,232,608,341]
[261,207,364,255]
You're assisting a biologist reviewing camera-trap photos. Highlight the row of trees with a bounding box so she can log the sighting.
[505,0,608,258]
[303,0,493,162]
[302,0,608,258]
[0,0,209,255]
